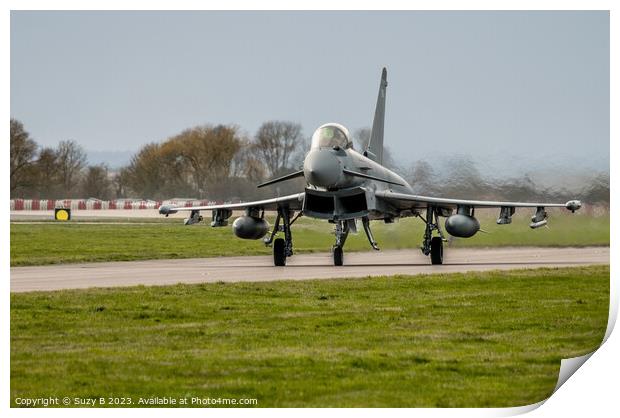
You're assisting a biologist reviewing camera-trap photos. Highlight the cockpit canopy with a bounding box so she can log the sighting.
[311,123,352,150]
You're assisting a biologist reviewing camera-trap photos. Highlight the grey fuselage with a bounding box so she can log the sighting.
[301,142,413,222]
[304,146,411,193]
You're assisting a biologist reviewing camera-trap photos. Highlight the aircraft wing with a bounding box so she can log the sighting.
[159,192,305,215]
[375,190,581,212]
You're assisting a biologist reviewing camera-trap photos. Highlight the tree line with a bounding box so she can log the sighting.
[10,118,310,201]
[404,156,609,205]
[10,118,609,204]
[11,119,109,199]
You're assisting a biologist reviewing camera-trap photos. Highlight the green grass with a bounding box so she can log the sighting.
[10,210,609,266]
[11,265,609,407]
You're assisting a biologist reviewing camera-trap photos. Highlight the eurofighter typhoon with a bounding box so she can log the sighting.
[160,68,581,266]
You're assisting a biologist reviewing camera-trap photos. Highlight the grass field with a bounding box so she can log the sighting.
[10,210,609,266]
[10,265,609,407]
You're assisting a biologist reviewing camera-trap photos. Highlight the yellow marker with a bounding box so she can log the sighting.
[55,208,70,221]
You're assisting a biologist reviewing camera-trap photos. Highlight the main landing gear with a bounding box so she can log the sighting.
[420,206,446,265]
[265,210,381,267]
[264,206,299,266]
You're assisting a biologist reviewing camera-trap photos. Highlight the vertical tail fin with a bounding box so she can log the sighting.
[366,67,387,163]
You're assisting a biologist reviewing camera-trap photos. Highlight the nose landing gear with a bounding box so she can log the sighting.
[332,221,349,266]
[333,246,344,266]
[331,216,379,266]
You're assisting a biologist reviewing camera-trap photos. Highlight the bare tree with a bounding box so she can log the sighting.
[438,155,489,199]
[56,140,87,197]
[244,157,267,183]
[352,126,398,170]
[123,125,243,199]
[352,127,371,150]
[112,167,130,199]
[175,125,242,198]
[254,121,303,177]
[580,173,609,204]
[81,164,113,200]
[125,143,170,199]
[406,160,437,194]
[10,119,38,195]
[33,147,60,198]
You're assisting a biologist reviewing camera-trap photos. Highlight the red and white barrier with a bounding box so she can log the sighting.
[10,199,221,211]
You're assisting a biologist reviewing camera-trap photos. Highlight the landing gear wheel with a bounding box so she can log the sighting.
[430,236,443,265]
[274,238,286,266]
[333,246,343,266]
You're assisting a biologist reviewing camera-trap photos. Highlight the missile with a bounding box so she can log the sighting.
[529,219,548,229]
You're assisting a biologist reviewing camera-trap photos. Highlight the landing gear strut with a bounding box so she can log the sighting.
[421,205,445,265]
[362,216,380,251]
[332,221,350,266]
[264,206,297,266]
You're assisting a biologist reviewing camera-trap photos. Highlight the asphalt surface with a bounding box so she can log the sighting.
[10,246,609,293]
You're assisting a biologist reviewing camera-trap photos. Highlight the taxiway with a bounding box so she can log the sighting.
[10,246,609,292]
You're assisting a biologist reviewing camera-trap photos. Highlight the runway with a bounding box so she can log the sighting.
[10,246,609,293]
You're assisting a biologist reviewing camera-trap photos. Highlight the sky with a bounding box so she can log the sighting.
[10,11,609,174]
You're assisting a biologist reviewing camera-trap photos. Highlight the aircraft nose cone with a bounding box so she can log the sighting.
[304,150,342,188]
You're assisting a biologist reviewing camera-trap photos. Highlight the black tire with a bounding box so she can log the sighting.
[430,237,443,265]
[333,246,343,266]
[274,238,286,266]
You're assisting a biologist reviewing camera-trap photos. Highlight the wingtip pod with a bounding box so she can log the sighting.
[159,205,178,216]
[565,200,582,213]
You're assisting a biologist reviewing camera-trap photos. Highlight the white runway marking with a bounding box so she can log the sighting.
[10,247,609,293]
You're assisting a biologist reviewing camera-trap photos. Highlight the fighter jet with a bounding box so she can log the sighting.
[159,68,581,266]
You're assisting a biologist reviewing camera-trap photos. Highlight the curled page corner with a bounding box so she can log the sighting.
[550,298,614,395]
[553,352,595,393]
[506,279,616,415]
[495,352,598,417]
[496,399,546,417]
[550,265,618,393]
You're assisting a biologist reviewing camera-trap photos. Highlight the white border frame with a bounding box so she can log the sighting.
[3,2,616,417]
